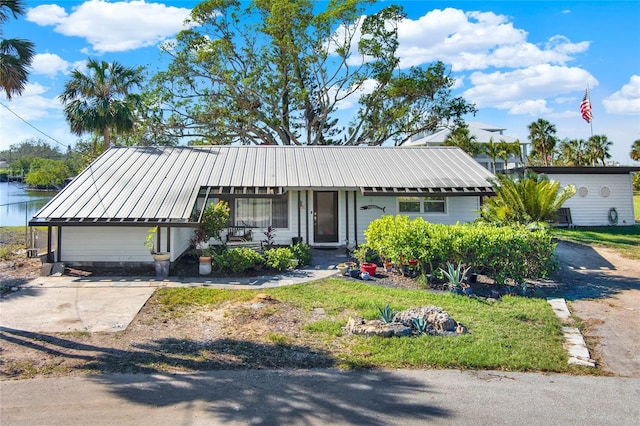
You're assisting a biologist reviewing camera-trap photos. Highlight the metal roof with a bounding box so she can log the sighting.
[30,145,495,226]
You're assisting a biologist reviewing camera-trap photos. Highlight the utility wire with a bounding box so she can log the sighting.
[0,100,70,149]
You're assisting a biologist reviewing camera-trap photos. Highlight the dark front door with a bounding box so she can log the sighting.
[314,191,338,243]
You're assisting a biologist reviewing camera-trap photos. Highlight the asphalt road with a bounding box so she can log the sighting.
[2,369,639,425]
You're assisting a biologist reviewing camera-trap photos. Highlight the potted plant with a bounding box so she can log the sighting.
[382,258,393,273]
[198,247,212,275]
[144,226,171,279]
[337,263,349,275]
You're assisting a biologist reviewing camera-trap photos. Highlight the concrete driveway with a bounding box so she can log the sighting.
[0,283,156,333]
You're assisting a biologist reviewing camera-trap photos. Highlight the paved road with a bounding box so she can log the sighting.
[2,369,639,425]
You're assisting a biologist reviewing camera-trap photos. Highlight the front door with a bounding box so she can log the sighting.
[313,191,338,243]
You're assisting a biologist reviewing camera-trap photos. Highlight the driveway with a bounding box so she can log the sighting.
[551,241,640,377]
[0,283,156,333]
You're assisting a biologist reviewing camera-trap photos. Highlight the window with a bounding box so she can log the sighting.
[398,197,421,213]
[398,196,446,214]
[423,197,446,213]
[234,195,289,228]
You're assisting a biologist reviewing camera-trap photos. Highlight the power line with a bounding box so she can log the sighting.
[0,100,70,149]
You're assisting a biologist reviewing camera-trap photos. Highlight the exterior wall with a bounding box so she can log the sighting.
[294,191,481,247]
[60,225,192,265]
[548,173,636,226]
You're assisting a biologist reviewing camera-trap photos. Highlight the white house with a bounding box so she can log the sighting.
[30,145,495,266]
[523,166,639,226]
[403,122,527,172]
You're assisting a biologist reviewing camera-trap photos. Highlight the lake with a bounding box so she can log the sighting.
[0,183,57,227]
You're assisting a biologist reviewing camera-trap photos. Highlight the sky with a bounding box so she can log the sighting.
[1,0,639,164]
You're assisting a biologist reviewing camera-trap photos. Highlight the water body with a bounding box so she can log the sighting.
[0,183,57,227]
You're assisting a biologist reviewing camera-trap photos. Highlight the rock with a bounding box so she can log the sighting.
[344,317,412,337]
[344,306,468,338]
[41,263,53,276]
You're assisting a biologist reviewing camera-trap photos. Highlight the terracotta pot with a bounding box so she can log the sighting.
[360,262,377,277]
[199,256,212,275]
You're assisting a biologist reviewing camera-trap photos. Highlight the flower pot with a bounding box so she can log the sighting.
[360,262,377,277]
[383,261,393,273]
[360,271,370,280]
[337,263,349,275]
[152,252,171,279]
[408,259,418,266]
[199,256,212,275]
[349,269,360,278]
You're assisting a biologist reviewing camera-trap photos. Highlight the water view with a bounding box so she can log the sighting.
[0,183,57,227]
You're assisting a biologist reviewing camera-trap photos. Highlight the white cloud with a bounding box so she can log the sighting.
[603,75,640,114]
[463,64,597,112]
[394,8,589,71]
[0,84,69,150]
[27,0,192,53]
[31,53,70,76]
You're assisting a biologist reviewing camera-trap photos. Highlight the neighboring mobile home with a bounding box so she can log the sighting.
[30,145,495,266]
[521,166,640,226]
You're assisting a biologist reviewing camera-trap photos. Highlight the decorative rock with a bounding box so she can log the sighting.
[344,317,412,337]
[344,305,468,338]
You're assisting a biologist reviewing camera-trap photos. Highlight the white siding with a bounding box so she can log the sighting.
[61,226,192,264]
[549,173,636,226]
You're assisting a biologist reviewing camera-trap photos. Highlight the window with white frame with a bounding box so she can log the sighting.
[233,195,289,228]
[398,196,446,214]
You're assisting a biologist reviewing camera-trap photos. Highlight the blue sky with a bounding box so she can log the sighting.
[1,0,639,164]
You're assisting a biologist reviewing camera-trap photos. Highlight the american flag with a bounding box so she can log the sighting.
[580,89,592,123]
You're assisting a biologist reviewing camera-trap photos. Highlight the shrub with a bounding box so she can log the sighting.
[364,217,557,286]
[290,242,312,266]
[212,247,264,274]
[264,247,294,271]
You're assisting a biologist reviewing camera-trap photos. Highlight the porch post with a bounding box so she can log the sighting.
[305,190,309,244]
[297,191,301,239]
[353,190,358,246]
[157,226,162,253]
[345,191,349,244]
[47,226,53,263]
[167,226,171,253]
[56,226,62,262]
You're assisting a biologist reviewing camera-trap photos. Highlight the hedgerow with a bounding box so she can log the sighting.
[364,216,556,285]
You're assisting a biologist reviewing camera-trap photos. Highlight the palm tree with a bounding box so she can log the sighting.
[0,0,35,99]
[585,135,612,166]
[480,171,576,225]
[59,59,144,152]
[527,119,557,166]
[444,124,482,156]
[485,138,503,173]
[558,138,587,166]
[630,139,640,162]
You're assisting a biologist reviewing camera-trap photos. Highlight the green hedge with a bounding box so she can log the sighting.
[364,216,556,285]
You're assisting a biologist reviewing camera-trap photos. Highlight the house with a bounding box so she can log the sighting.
[403,122,527,172]
[518,166,640,226]
[29,145,495,266]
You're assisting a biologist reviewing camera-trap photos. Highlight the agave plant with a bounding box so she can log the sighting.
[377,304,396,323]
[411,317,429,335]
[440,261,471,290]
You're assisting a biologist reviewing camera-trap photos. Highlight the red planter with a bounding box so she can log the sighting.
[360,262,377,277]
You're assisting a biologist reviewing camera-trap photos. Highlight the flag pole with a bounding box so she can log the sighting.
[587,84,593,138]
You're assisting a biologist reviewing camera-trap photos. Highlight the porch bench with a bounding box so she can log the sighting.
[553,207,575,229]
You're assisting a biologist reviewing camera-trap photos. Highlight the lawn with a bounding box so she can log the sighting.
[154,279,583,373]
[552,224,640,260]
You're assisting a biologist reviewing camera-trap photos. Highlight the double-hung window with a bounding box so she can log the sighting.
[233,195,289,228]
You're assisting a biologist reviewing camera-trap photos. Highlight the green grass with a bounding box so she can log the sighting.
[155,279,578,373]
[552,225,640,259]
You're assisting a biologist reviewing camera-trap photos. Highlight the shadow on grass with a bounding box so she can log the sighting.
[549,241,640,300]
[0,327,450,424]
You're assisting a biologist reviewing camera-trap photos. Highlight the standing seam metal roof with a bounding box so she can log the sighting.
[31,145,495,224]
